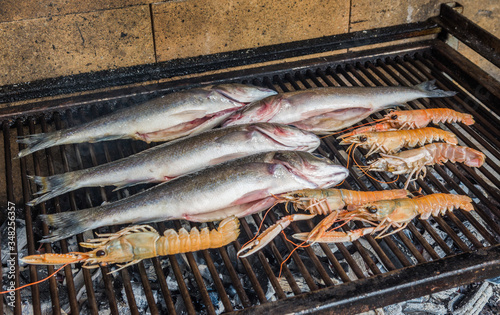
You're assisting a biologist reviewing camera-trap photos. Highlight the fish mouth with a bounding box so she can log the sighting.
[320,167,349,188]
[253,124,320,151]
[273,152,349,188]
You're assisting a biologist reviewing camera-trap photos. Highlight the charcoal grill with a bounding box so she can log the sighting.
[2,3,500,314]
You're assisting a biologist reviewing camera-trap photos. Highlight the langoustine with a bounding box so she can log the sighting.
[17,84,277,157]
[338,127,458,157]
[223,81,457,134]
[293,193,474,243]
[28,123,320,206]
[237,189,408,257]
[366,143,486,189]
[343,108,475,136]
[22,217,239,272]
[39,151,348,243]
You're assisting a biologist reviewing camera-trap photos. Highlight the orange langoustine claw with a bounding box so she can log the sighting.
[293,193,474,243]
[22,216,240,273]
[237,189,408,257]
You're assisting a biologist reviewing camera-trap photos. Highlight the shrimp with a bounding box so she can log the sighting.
[237,189,408,257]
[293,193,473,243]
[366,143,486,188]
[343,108,474,136]
[22,216,239,272]
[338,127,458,157]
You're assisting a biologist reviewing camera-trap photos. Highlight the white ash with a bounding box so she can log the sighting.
[264,279,277,302]
[404,301,447,314]
[373,281,500,315]
[120,282,157,314]
[1,219,27,265]
[357,238,391,271]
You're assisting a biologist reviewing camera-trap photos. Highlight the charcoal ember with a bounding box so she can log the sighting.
[384,302,403,315]
[452,282,493,315]
[146,263,157,282]
[404,301,447,314]
[165,274,179,291]
[357,238,395,272]
[1,219,27,265]
[208,290,225,314]
[197,264,212,282]
[120,282,158,314]
[486,275,500,285]
[265,279,277,302]
[420,230,446,259]
[174,294,188,314]
[19,299,56,315]
[345,252,371,280]
[277,274,315,296]
[431,287,458,301]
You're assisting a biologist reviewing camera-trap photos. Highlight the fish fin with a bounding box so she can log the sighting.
[209,153,249,165]
[414,80,457,98]
[230,189,269,206]
[39,210,95,243]
[17,132,62,158]
[27,174,75,206]
[111,179,157,192]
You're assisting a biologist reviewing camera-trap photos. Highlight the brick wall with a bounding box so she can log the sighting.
[0,0,498,86]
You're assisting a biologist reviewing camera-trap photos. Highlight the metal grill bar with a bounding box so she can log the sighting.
[15,120,41,315]
[3,121,21,314]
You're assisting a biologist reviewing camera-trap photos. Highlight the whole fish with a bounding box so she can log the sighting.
[28,123,320,206]
[39,151,348,242]
[223,81,457,134]
[17,84,277,158]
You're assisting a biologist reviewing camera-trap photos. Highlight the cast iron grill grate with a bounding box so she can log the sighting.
[2,7,500,315]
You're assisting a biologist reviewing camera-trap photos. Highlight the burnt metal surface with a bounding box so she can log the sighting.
[229,244,500,315]
[432,4,500,69]
[1,6,500,315]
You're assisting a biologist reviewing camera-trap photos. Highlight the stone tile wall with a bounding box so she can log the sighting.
[0,0,498,86]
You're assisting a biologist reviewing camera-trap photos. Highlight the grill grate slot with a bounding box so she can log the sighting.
[2,44,499,314]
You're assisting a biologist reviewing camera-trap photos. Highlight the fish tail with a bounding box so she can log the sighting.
[17,131,63,158]
[27,174,76,206]
[414,80,457,98]
[39,210,95,243]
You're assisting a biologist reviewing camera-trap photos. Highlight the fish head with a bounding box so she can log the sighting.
[250,123,320,152]
[213,84,277,103]
[222,95,283,127]
[80,229,160,267]
[271,151,349,188]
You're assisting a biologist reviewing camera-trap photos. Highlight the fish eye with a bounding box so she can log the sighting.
[367,206,377,213]
[359,135,367,142]
[96,250,106,257]
[391,115,398,120]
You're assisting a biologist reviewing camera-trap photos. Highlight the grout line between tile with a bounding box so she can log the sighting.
[348,0,353,33]
[149,4,158,63]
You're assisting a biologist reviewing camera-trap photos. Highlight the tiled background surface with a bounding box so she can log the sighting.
[0,0,498,87]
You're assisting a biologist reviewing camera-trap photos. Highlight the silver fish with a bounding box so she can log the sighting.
[17,84,277,157]
[39,151,348,242]
[223,81,456,134]
[28,123,320,205]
